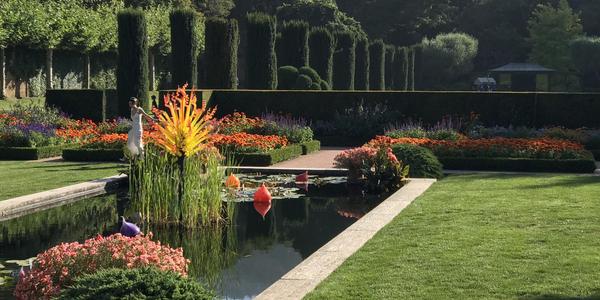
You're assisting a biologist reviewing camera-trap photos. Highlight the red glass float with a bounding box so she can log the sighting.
[225,173,241,189]
[254,201,272,218]
[295,171,309,183]
[254,183,272,203]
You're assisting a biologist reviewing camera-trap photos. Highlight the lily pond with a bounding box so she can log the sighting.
[0,174,394,299]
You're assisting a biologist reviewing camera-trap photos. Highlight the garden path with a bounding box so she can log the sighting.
[272,147,348,169]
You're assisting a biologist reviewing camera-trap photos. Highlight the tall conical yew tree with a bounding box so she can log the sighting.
[385,45,396,90]
[394,46,409,90]
[332,31,356,90]
[279,20,309,68]
[117,8,149,114]
[246,12,277,89]
[170,9,198,88]
[369,40,385,90]
[355,37,370,90]
[205,17,239,89]
[309,27,334,86]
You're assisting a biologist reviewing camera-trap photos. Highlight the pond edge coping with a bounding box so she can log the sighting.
[255,178,437,300]
[0,174,127,221]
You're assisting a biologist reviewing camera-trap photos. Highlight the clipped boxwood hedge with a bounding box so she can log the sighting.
[391,144,443,179]
[439,157,597,173]
[0,145,65,160]
[231,144,303,166]
[62,148,124,162]
[301,140,321,155]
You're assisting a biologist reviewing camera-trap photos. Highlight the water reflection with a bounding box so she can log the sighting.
[0,180,390,299]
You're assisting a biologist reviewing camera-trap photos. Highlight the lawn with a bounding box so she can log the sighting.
[306,174,600,300]
[0,97,45,110]
[0,160,124,200]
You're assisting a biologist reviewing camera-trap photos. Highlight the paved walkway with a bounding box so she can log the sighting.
[272,147,347,169]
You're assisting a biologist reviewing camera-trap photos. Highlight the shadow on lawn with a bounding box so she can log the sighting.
[520,293,600,300]
[520,176,600,189]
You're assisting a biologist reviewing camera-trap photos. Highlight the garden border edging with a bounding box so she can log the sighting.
[256,178,436,300]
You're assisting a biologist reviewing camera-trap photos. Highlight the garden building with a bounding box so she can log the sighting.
[490,63,555,92]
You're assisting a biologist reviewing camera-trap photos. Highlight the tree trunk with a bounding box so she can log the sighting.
[83,54,91,89]
[0,48,5,99]
[46,48,53,90]
[148,51,155,91]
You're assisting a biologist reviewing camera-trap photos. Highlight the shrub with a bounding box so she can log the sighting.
[57,267,213,300]
[205,17,239,89]
[391,143,444,179]
[369,40,385,90]
[541,127,586,144]
[309,82,321,90]
[294,74,313,90]
[385,45,396,90]
[277,66,299,89]
[170,9,199,88]
[299,66,321,83]
[319,79,330,90]
[14,233,189,300]
[420,33,478,89]
[246,12,277,89]
[279,20,310,67]
[355,37,370,90]
[393,47,409,90]
[309,27,334,86]
[332,31,356,90]
[117,9,149,117]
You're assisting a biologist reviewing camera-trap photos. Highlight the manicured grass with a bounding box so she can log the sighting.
[0,97,45,110]
[306,174,600,300]
[0,160,124,200]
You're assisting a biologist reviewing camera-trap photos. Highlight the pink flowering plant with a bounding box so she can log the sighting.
[14,233,189,300]
[334,146,409,190]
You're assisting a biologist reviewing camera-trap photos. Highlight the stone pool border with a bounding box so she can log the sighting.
[256,178,436,300]
[0,174,126,221]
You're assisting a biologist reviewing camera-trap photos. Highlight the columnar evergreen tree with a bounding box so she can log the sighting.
[393,46,409,90]
[408,46,415,90]
[170,9,198,88]
[354,37,369,90]
[117,9,149,113]
[205,17,239,89]
[332,31,356,90]
[309,27,334,86]
[412,43,424,90]
[279,20,309,68]
[246,12,277,89]
[369,40,385,90]
[384,45,396,90]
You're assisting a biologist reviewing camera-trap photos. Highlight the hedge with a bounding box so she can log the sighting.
[231,144,303,166]
[117,9,149,119]
[590,149,600,160]
[205,17,239,89]
[62,148,123,162]
[205,90,600,129]
[314,134,372,147]
[279,20,309,68]
[369,40,385,90]
[0,145,65,160]
[332,31,356,90]
[301,140,321,155]
[355,37,370,90]
[46,89,106,122]
[309,27,334,86]
[246,12,277,90]
[384,45,396,90]
[170,9,198,88]
[394,47,409,91]
[439,157,597,173]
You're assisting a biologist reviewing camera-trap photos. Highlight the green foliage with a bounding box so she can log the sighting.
[246,12,277,89]
[294,74,313,90]
[277,66,299,90]
[301,140,321,154]
[204,17,239,89]
[332,31,356,90]
[299,66,321,83]
[570,36,600,91]
[411,44,423,90]
[46,89,107,121]
[147,4,173,55]
[309,27,334,86]
[232,144,303,166]
[384,45,396,90]
[391,143,443,179]
[279,20,310,68]
[420,33,478,89]
[393,47,408,90]
[528,0,582,91]
[276,0,364,37]
[170,9,199,87]
[57,267,214,300]
[369,39,385,90]
[319,79,330,90]
[117,8,149,116]
[354,37,369,90]
[0,145,65,160]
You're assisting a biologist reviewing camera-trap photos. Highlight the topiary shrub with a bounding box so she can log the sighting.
[279,20,310,67]
[205,17,239,89]
[299,66,321,83]
[277,66,299,89]
[170,9,199,88]
[294,74,313,90]
[319,79,330,90]
[57,267,214,300]
[385,45,396,90]
[391,143,443,179]
[246,12,277,89]
[393,46,409,90]
[332,31,356,90]
[369,40,385,90]
[309,27,334,86]
[355,37,370,90]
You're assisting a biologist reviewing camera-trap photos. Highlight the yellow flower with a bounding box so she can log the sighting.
[152,85,216,157]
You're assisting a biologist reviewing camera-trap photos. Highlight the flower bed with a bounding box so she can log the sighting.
[367,136,596,173]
